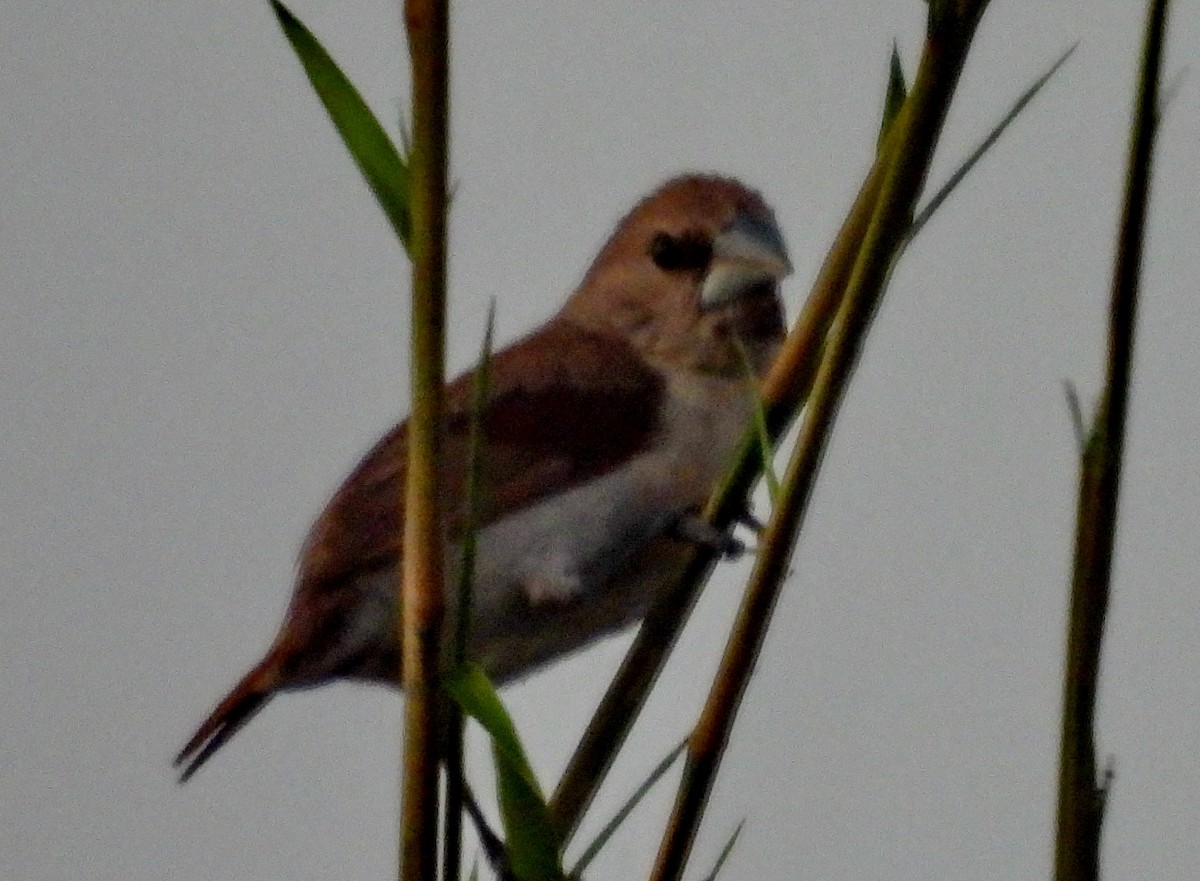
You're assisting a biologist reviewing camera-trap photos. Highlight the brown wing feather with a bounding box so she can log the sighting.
[297,318,665,593]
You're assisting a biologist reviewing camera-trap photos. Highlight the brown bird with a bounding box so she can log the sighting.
[176,174,791,781]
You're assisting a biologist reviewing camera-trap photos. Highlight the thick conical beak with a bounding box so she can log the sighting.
[700,211,792,308]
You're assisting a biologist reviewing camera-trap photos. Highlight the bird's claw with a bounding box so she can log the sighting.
[734,509,766,534]
[673,513,748,559]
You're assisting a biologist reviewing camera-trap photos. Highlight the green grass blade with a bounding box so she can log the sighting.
[455,300,496,660]
[269,0,411,251]
[733,338,780,505]
[877,41,909,154]
[568,739,687,879]
[444,303,495,881]
[698,820,745,881]
[445,663,564,881]
[1062,380,1088,453]
[907,43,1076,242]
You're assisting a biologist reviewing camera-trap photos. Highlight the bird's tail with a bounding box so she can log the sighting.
[174,653,281,782]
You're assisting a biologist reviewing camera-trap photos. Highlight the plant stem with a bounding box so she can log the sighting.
[400,2,449,880]
[646,5,990,880]
[1054,1,1169,878]
[548,79,898,847]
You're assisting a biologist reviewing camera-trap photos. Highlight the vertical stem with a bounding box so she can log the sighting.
[1054,1,1168,878]
[401,2,449,880]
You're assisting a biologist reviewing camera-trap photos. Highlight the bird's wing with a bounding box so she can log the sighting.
[296,318,666,591]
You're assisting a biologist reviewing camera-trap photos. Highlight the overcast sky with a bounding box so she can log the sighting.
[3,2,1198,879]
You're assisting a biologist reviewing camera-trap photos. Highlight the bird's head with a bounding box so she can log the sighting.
[563,174,791,377]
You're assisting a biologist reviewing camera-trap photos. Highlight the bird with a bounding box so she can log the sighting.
[175,173,792,781]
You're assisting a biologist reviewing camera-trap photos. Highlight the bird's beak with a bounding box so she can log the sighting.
[700,211,793,309]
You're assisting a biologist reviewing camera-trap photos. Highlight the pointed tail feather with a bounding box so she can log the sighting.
[175,659,279,782]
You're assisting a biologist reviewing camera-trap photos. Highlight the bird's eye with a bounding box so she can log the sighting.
[649,231,712,273]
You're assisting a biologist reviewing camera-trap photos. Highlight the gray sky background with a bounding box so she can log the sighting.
[3,2,1198,879]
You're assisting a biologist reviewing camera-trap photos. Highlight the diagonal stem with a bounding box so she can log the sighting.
[646,5,990,880]
[548,117,896,844]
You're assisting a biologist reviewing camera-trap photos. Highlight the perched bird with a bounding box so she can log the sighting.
[176,174,791,781]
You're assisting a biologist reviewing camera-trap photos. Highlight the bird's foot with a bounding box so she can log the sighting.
[734,508,766,534]
[672,512,748,559]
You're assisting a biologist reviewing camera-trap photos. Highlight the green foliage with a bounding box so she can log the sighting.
[445,304,496,881]
[568,739,687,879]
[733,337,781,506]
[877,42,908,154]
[445,663,564,881]
[907,44,1077,244]
[698,820,745,881]
[455,302,496,660]
[270,0,412,252]
[264,4,1109,880]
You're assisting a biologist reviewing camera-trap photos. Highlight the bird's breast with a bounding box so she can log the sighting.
[462,371,754,678]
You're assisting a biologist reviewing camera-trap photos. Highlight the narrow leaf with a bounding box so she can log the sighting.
[445,663,564,881]
[270,0,411,251]
[397,107,413,155]
[698,820,745,881]
[455,300,496,660]
[1159,66,1187,116]
[877,41,909,154]
[1062,380,1088,454]
[733,338,781,505]
[907,43,1076,242]
[444,304,496,881]
[568,739,687,879]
